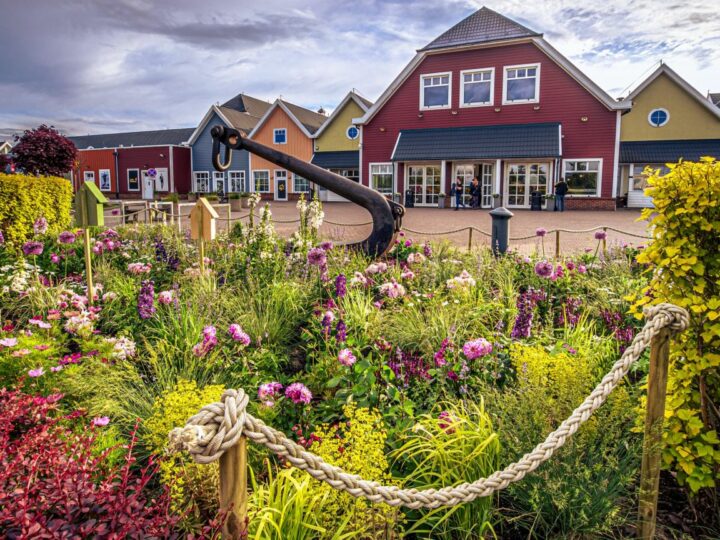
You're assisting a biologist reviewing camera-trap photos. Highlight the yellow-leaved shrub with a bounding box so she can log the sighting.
[0,173,72,248]
[631,158,720,492]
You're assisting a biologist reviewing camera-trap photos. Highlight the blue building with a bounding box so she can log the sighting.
[188,93,272,194]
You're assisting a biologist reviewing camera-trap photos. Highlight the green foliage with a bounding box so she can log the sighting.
[633,158,720,492]
[0,173,72,248]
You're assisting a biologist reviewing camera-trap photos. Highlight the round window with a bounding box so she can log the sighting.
[346,126,359,140]
[648,108,669,127]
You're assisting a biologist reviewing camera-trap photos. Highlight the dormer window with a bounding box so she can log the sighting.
[420,72,451,110]
[273,128,287,144]
[503,64,540,104]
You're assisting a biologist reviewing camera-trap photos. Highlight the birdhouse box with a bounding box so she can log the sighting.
[74,181,108,227]
[190,197,219,241]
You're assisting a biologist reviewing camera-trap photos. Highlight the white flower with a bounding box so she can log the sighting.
[446,270,476,290]
[105,336,136,360]
[350,271,368,287]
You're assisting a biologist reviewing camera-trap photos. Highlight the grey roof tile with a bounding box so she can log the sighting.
[709,93,720,107]
[282,100,328,134]
[620,139,720,163]
[311,151,359,169]
[69,128,195,149]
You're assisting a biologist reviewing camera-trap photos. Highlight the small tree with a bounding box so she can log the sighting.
[12,124,77,176]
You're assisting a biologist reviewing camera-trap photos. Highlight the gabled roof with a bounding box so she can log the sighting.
[312,91,372,139]
[620,139,720,163]
[187,94,273,145]
[221,93,274,118]
[708,92,720,108]
[420,6,541,52]
[311,150,360,169]
[625,64,720,120]
[70,128,195,150]
[0,140,12,153]
[248,99,328,139]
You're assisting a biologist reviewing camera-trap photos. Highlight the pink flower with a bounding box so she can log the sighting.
[285,382,312,405]
[578,265,587,274]
[58,231,76,244]
[157,290,175,305]
[0,337,18,347]
[228,323,251,345]
[28,367,45,377]
[566,261,576,271]
[50,253,61,264]
[534,261,553,278]
[462,338,493,360]
[535,227,547,237]
[258,382,283,405]
[379,279,406,298]
[51,365,64,372]
[92,416,110,426]
[127,262,152,275]
[13,349,31,357]
[33,217,48,235]
[34,344,50,351]
[438,411,457,434]
[337,348,357,367]
[29,317,51,329]
[401,270,415,280]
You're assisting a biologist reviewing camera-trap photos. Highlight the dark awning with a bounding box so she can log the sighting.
[311,151,359,169]
[391,122,561,161]
[620,140,720,163]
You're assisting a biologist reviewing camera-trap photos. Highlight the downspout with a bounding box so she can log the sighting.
[113,150,120,199]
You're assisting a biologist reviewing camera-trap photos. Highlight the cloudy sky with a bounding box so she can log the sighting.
[1,0,718,140]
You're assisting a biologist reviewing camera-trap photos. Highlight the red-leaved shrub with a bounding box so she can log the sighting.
[0,388,181,539]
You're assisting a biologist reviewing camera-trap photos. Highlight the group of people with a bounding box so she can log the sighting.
[449,176,569,211]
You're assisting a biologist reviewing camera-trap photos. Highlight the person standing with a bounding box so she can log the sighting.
[554,178,568,212]
[470,177,480,209]
[451,178,465,210]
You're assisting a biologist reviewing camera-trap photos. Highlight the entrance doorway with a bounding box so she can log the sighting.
[142,170,154,200]
[407,165,441,206]
[453,163,494,208]
[274,170,288,201]
[506,163,549,208]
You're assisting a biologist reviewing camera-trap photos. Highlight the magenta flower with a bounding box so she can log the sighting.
[22,241,44,256]
[228,323,251,345]
[28,367,45,377]
[535,227,547,237]
[157,290,175,305]
[92,416,110,426]
[307,247,327,267]
[193,325,218,357]
[137,280,156,319]
[534,261,553,278]
[34,344,50,351]
[338,348,356,367]
[33,217,48,235]
[58,231,76,244]
[334,274,347,298]
[438,411,456,434]
[594,230,608,241]
[462,338,493,360]
[285,382,312,405]
[0,230,4,245]
[578,265,587,274]
[258,382,283,406]
[320,241,334,251]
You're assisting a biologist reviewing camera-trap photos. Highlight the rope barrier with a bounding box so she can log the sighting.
[168,303,687,509]
[402,226,491,238]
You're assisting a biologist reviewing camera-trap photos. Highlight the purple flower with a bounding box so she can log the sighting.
[334,274,347,298]
[58,231,76,244]
[111,209,120,216]
[50,253,60,264]
[28,367,45,378]
[534,260,553,278]
[22,241,44,256]
[535,227,547,237]
[0,230,4,245]
[335,320,347,343]
[577,265,587,274]
[193,326,218,357]
[320,241,334,251]
[51,365,64,372]
[285,382,312,405]
[338,348,356,367]
[462,338,493,360]
[228,323,251,345]
[321,310,334,338]
[307,247,327,267]
[258,382,283,405]
[92,416,110,426]
[137,280,156,319]
[511,288,543,339]
[423,243,432,258]
[33,217,48,235]
[594,230,608,241]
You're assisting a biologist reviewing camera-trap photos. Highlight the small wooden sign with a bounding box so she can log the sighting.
[190,197,219,242]
[75,181,108,227]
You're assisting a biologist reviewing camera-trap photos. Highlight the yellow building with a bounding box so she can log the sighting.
[619,63,720,207]
[311,91,372,202]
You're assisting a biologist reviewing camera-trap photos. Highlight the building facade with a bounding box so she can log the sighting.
[355,7,629,210]
[618,64,720,207]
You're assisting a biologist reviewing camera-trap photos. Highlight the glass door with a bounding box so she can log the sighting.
[424,165,441,205]
[507,164,527,207]
[407,165,441,206]
[528,164,548,205]
[480,163,493,208]
[274,170,288,201]
[408,166,424,205]
[454,164,473,207]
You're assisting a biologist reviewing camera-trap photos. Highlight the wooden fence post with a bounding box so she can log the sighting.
[555,230,561,259]
[219,437,248,539]
[467,228,473,251]
[227,204,232,229]
[638,327,671,539]
[602,226,608,257]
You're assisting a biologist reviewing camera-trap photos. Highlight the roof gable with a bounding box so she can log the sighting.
[312,91,372,139]
[421,6,541,52]
[221,93,272,118]
[248,99,327,139]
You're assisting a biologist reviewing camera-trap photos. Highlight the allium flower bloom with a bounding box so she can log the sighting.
[307,247,327,267]
[258,382,283,406]
[58,231,76,244]
[462,338,493,360]
[534,261,554,278]
[536,227,547,237]
[577,265,587,274]
[594,230,608,241]
[192,325,218,357]
[285,382,312,405]
[401,269,415,280]
[334,274,347,298]
[446,270,476,290]
[137,280,156,320]
[338,348,356,366]
[320,241,334,251]
[379,279,406,298]
[157,290,175,305]
[22,241,44,256]
[228,323,251,345]
[33,217,48,235]
[565,261,576,271]
[365,262,388,274]
[128,262,152,275]
[92,416,110,426]
[28,367,45,377]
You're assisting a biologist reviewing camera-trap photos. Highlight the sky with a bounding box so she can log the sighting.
[1,0,719,140]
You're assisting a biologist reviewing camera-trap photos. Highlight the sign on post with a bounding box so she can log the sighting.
[74,181,108,306]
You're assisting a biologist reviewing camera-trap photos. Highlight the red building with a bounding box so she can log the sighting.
[70,128,194,199]
[355,7,630,210]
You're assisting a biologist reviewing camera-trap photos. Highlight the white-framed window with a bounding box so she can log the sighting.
[213,171,225,193]
[460,68,494,107]
[253,170,270,192]
[127,169,140,191]
[562,159,602,196]
[330,168,359,182]
[228,171,245,193]
[630,163,669,191]
[194,171,210,193]
[98,169,112,192]
[293,174,310,193]
[503,64,540,104]
[83,171,95,183]
[370,163,394,195]
[420,72,452,110]
[273,128,287,144]
[647,108,669,127]
[346,125,359,140]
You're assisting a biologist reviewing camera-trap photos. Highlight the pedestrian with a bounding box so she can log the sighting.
[470,178,480,209]
[451,178,465,210]
[554,178,568,212]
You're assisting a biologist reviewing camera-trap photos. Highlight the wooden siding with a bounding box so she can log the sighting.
[362,42,618,201]
[74,149,117,195]
[117,146,172,195]
[172,146,192,194]
[314,100,365,152]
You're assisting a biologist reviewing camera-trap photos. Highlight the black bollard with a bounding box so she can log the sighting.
[489,207,513,255]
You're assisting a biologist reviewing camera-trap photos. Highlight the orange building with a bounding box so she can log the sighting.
[247,99,326,200]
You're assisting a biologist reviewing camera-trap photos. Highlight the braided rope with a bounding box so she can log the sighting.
[169,303,688,509]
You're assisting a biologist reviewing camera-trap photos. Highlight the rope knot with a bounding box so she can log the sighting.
[167,388,249,464]
[643,302,689,334]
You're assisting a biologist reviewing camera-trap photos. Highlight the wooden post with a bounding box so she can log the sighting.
[467,227,473,251]
[198,208,206,274]
[602,226,608,257]
[83,228,94,307]
[219,437,248,539]
[227,204,232,229]
[555,230,561,259]
[638,327,671,539]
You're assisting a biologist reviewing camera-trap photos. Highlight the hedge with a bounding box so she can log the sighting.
[0,173,73,248]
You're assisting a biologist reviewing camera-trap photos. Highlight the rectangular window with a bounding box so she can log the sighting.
[84,171,95,183]
[228,171,245,193]
[503,64,540,104]
[273,128,287,144]
[213,171,225,194]
[563,159,602,196]
[127,169,139,191]
[253,170,270,192]
[194,171,210,193]
[98,169,111,192]
[420,72,451,109]
[630,163,669,191]
[461,68,494,106]
[293,174,310,193]
[370,163,393,195]
[330,168,359,182]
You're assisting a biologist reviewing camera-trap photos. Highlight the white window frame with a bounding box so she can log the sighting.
[292,173,310,193]
[193,171,210,193]
[252,170,270,193]
[273,128,287,145]
[212,171,225,193]
[502,63,541,105]
[419,71,452,110]
[127,168,140,192]
[97,169,112,192]
[647,108,670,128]
[228,171,245,193]
[561,158,603,198]
[369,162,394,195]
[83,171,95,183]
[460,68,495,108]
[346,125,359,140]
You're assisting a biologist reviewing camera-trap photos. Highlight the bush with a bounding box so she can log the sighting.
[0,173,72,248]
